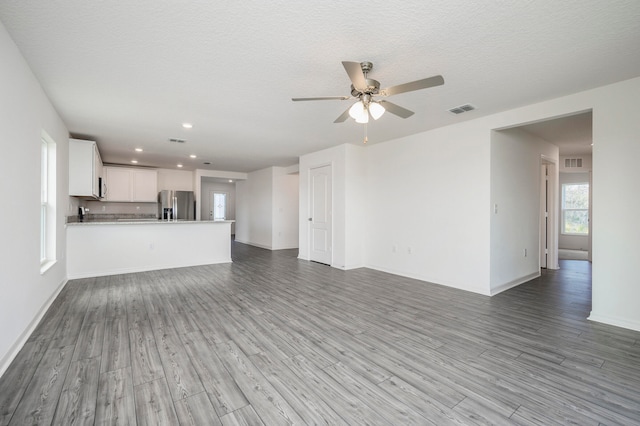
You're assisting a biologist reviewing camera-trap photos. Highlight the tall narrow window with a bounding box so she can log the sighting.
[213,192,227,220]
[40,133,57,272]
[561,183,589,235]
[40,139,48,263]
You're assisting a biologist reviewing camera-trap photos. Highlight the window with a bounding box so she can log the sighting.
[41,133,56,272]
[562,183,589,235]
[40,139,48,262]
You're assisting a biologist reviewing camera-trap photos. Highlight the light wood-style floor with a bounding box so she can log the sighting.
[1,242,639,425]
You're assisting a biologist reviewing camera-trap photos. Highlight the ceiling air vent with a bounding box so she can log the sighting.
[448,104,476,115]
[565,158,583,168]
[169,138,186,144]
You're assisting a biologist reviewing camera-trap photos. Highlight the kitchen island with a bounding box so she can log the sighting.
[66,220,234,278]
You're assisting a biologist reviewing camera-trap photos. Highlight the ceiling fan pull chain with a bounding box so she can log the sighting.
[364,122,368,144]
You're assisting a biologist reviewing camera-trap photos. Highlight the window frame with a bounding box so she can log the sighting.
[40,132,57,273]
[561,182,589,236]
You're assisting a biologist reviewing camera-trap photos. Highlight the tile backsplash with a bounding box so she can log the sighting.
[83,200,158,216]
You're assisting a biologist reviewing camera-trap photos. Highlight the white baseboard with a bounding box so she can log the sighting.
[588,312,640,332]
[333,264,365,271]
[490,271,540,296]
[67,258,232,279]
[0,278,68,378]
[365,264,489,296]
[234,239,272,250]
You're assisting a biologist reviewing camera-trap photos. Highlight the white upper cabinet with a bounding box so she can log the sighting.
[132,169,158,202]
[69,139,103,198]
[104,166,157,202]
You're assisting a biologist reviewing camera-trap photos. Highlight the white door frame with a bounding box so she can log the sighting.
[540,155,559,270]
[308,164,332,265]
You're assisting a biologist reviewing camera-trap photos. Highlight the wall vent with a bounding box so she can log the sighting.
[169,138,186,143]
[448,104,476,115]
[564,158,583,168]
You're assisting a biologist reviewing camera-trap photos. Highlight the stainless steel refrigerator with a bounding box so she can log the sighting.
[158,190,195,220]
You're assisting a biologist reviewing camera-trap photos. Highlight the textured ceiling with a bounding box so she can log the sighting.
[1,1,639,172]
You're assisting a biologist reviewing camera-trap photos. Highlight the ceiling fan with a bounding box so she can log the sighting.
[292,61,444,124]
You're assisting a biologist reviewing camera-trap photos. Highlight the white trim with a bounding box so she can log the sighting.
[588,312,640,333]
[233,239,272,250]
[66,259,232,280]
[489,271,541,296]
[366,264,490,296]
[39,259,57,275]
[0,278,68,378]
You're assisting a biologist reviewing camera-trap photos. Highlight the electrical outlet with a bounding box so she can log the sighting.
[149,243,155,250]
[102,205,106,212]
[407,247,412,254]
[392,245,397,253]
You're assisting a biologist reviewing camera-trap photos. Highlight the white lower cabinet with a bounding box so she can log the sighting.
[104,166,158,202]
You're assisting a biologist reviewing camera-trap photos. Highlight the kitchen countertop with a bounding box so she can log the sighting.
[66,219,234,226]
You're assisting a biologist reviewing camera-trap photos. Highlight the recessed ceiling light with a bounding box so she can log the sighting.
[135,148,143,152]
[189,154,197,158]
[182,123,193,129]
[131,160,138,164]
[229,180,233,183]
[177,164,183,168]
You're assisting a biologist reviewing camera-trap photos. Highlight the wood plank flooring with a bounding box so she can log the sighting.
[1,242,640,425]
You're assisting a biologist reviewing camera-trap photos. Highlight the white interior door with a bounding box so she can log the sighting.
[309,165,332,265]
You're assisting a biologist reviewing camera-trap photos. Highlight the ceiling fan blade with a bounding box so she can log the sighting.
[380,75,444,97]
[379,101,414,118]
[342,61,368,92]
[292,96,350,101]
[334,106,351,123]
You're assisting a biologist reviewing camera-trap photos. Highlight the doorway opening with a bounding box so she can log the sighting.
[211,191,228,220]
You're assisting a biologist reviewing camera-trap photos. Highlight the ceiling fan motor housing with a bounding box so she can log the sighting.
[351,79,380,97]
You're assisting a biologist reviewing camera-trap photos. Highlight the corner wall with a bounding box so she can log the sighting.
[0,22,70,373]
[235,166,299,250]
[490,128,559,294]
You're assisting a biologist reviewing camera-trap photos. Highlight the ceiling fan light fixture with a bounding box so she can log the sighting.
[369,102,385,120]
[355,113,369,124]
[349,101,368,123]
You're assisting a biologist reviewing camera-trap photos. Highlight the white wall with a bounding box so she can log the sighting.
[0,22,70,373]
[273,172,299,250]
[235,167,273,248]
[299,144,366,269]
[235,166,299,250]
[300,76,640,331]
[490,128,559,294]
[589,78,640,331]
[364,121,491,293]
[157,169,194,191]
[559,171,590,250]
